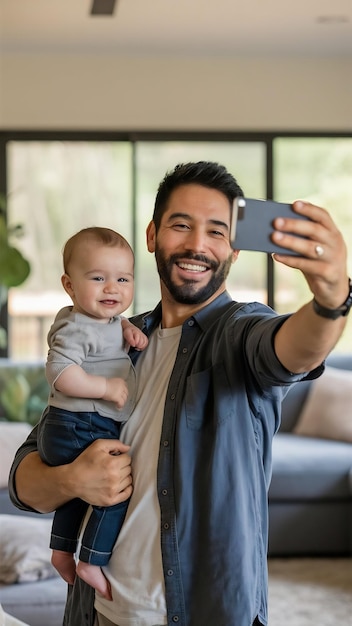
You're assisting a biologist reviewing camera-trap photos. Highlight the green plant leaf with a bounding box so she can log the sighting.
[0,245,31,287]
[0,374,31,422]
[0,203,31,288]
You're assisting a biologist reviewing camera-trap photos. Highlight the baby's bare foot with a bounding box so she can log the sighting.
[51,550,76,585]
[76,561,112,601]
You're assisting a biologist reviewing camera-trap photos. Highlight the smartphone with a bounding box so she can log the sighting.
[230,197,308,255]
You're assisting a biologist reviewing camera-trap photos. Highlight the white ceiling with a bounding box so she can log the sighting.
[0,0,351,57]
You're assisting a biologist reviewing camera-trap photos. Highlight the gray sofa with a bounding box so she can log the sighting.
[0,353,351,625]
[269,353,352,556]
[0,489,67,626]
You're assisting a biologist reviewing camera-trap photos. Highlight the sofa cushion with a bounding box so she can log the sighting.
[280,354,352,434]
[0,602,32,625]
[0,514,58,584]
[0,576,67,626]
[294,366,352,443]
[280,379,312,432]
[270,433,352,501]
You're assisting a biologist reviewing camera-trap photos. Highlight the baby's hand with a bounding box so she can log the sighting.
[123,325,148,351]
[103,378,128,409]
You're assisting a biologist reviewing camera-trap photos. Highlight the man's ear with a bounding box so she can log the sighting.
[146,220,156,253]
[61,273,74,298]
[232,249,240,263]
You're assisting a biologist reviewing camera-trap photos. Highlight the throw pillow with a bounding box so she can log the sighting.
[293,366,352,442]
[0,422,31,488]
[0,514,58,584]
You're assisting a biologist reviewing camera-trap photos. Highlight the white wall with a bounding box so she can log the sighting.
[0,54,351,130]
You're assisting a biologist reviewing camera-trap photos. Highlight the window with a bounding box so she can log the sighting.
[273,136,352,352]
[3,135,267,359]
[6,140,133,359]
[134,141,266,311]
[1,132,351,359]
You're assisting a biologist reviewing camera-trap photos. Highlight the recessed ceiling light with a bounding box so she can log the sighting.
[90,0,117,16]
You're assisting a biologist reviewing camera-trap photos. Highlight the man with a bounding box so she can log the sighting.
[9,162,350,626]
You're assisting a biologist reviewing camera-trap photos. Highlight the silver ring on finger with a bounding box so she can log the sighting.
[315,244,324,258]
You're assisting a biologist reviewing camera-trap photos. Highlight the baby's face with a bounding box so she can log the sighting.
[62,243,135,321]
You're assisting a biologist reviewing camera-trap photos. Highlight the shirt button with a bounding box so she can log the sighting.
[163,523,169,530]
[162,489,168,496]
[170,393,175,400]
[172,616,180,623]
[163,440,169,447]
[167,569,174,576]
[188,320,194,326]
[182,347,188,354]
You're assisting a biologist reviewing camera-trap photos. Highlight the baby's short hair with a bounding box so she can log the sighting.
[63,227,133,274]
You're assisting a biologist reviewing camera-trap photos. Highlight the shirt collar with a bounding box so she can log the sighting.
[143,291,236,332]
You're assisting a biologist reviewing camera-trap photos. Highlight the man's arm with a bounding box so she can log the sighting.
[9,429,133,514]
[272,200,349,373]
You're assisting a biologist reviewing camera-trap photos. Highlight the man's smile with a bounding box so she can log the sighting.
[173,253,217,277]
[176,261,208,273]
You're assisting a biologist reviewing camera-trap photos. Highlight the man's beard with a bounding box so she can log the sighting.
[155,245,233,305]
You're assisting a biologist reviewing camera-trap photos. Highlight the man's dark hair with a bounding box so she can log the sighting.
[153,161,244,231]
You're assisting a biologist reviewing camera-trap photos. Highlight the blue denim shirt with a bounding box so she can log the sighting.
[9,291,322,626]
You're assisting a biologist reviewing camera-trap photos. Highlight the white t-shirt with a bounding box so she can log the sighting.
[95,325,182,626]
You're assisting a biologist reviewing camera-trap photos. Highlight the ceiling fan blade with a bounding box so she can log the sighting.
[90,0,117,15]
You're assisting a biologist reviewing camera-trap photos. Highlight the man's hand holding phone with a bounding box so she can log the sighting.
[231,197,349,314]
